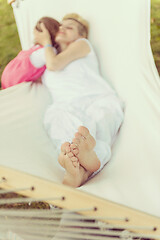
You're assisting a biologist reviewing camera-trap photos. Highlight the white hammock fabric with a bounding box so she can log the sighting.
[0,0,160,218]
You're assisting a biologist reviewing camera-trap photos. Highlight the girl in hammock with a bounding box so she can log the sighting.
[34,13,124,187]
[1,17,60,89]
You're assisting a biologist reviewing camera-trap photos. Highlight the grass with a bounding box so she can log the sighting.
[0,0,21,86]
[151,0,160,73]
[0,0,159,88]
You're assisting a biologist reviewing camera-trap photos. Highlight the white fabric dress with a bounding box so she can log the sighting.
[31,38,124,173]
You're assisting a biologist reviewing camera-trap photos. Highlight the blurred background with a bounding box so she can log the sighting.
[151,0,160,75]
[0,0,160,88]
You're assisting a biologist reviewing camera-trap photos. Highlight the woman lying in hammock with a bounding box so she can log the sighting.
[34,13,124,187]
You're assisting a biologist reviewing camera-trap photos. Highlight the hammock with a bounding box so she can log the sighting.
[0,0,160,228]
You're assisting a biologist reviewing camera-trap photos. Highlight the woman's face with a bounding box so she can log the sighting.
[55,19,81,45]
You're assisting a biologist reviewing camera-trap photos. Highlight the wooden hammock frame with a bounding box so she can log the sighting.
[0,165,160,239]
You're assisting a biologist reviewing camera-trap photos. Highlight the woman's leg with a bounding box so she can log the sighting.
[84,95,124,173]
[61,96,124,186]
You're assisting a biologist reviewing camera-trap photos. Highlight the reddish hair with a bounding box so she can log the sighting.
[35,17,60,51]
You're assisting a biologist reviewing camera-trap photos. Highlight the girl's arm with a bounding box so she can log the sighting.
[34,23,90,71]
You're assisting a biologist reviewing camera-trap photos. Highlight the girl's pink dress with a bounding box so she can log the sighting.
[1,45,46,89]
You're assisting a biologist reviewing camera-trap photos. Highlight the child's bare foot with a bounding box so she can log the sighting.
[70,126,101,172]
[58,142,91,187]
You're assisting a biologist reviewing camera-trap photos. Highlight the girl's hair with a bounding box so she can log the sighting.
[35,17,60,51]
[62,13,89,38]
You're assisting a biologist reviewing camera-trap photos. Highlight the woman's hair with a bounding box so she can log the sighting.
[35,17,60,49]
[62,13,89,38]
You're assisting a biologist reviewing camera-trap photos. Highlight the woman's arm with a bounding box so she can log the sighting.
[34,23,90,71]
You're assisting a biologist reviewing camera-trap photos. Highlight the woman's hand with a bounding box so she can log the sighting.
[34,23,52,46]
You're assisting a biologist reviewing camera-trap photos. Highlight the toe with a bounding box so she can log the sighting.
[72,161,79,167]
[70,143,78,149]
[71,156,78,162]
[75,132,83,138]
[72,148,79,156]
[71,156,79,168]
[78,126,96,148]
[67,152,74,158]
[66,145,71,153]
[72,137,80,145]
[78,126,89,138]
[61,142,70,153]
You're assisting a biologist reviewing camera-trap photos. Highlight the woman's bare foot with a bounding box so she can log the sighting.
[58,142,91,187]
[70,126,101,172]
[58,142,72,168]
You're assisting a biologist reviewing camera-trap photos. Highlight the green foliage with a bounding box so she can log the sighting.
[151,0,160,73]
[0,0,21,87]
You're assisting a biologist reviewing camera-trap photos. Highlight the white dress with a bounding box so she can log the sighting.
[31,39,124,174]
